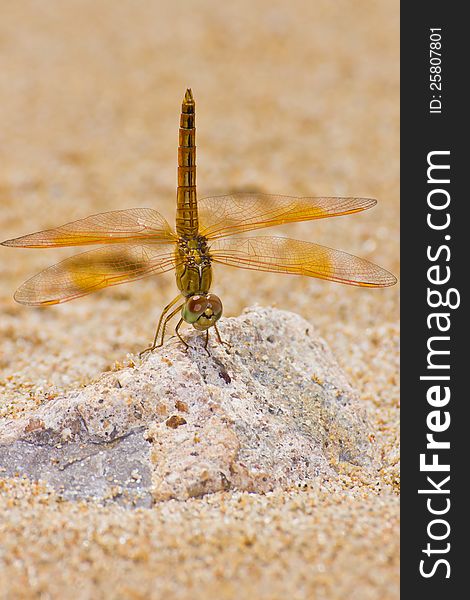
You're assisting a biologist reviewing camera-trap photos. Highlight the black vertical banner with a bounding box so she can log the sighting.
[401,3,466,596]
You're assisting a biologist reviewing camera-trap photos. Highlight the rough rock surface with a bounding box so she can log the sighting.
[0,306,378,506]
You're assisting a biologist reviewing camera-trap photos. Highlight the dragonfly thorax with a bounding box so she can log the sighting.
[177,234,210,260]
[175,234,213,297]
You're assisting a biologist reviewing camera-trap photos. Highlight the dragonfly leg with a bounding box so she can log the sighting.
[214,322,231,348]
[174,318,189,351]
[158,303,185,348]
[203,329,210,356]
[140,295,182,357]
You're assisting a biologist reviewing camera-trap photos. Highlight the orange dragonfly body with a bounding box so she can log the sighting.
[2,89,396,353]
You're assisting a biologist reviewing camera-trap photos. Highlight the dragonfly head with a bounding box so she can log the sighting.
[182,293,223,331]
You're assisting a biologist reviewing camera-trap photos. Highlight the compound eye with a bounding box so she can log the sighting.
[187,295,208,316]
[205,294,223,317]
[182,295,209,324]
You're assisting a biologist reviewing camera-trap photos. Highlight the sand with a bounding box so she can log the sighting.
[0,0,399,598]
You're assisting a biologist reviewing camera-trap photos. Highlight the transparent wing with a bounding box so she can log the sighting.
[2,208,176,248]
[14,243,179,305]
[198,193,376,240]
[210,236,397,287]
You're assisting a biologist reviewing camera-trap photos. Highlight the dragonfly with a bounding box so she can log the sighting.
[2,89,396,355]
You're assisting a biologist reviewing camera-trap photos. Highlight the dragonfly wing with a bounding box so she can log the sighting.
[14,243,178,305]
[2,208,176,248]
[198,193,377,240]
[210,236,397,287]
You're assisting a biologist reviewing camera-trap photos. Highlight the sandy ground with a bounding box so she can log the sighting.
[0,1,399,598]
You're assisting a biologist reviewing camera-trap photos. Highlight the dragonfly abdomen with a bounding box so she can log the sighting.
[176,89,198,237]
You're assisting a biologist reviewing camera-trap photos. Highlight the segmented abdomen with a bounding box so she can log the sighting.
[176,89,198,236]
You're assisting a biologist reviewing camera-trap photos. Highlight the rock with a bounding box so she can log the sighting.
[0,306,378,506]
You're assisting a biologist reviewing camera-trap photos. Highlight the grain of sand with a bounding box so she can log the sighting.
[0,1,399,598]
